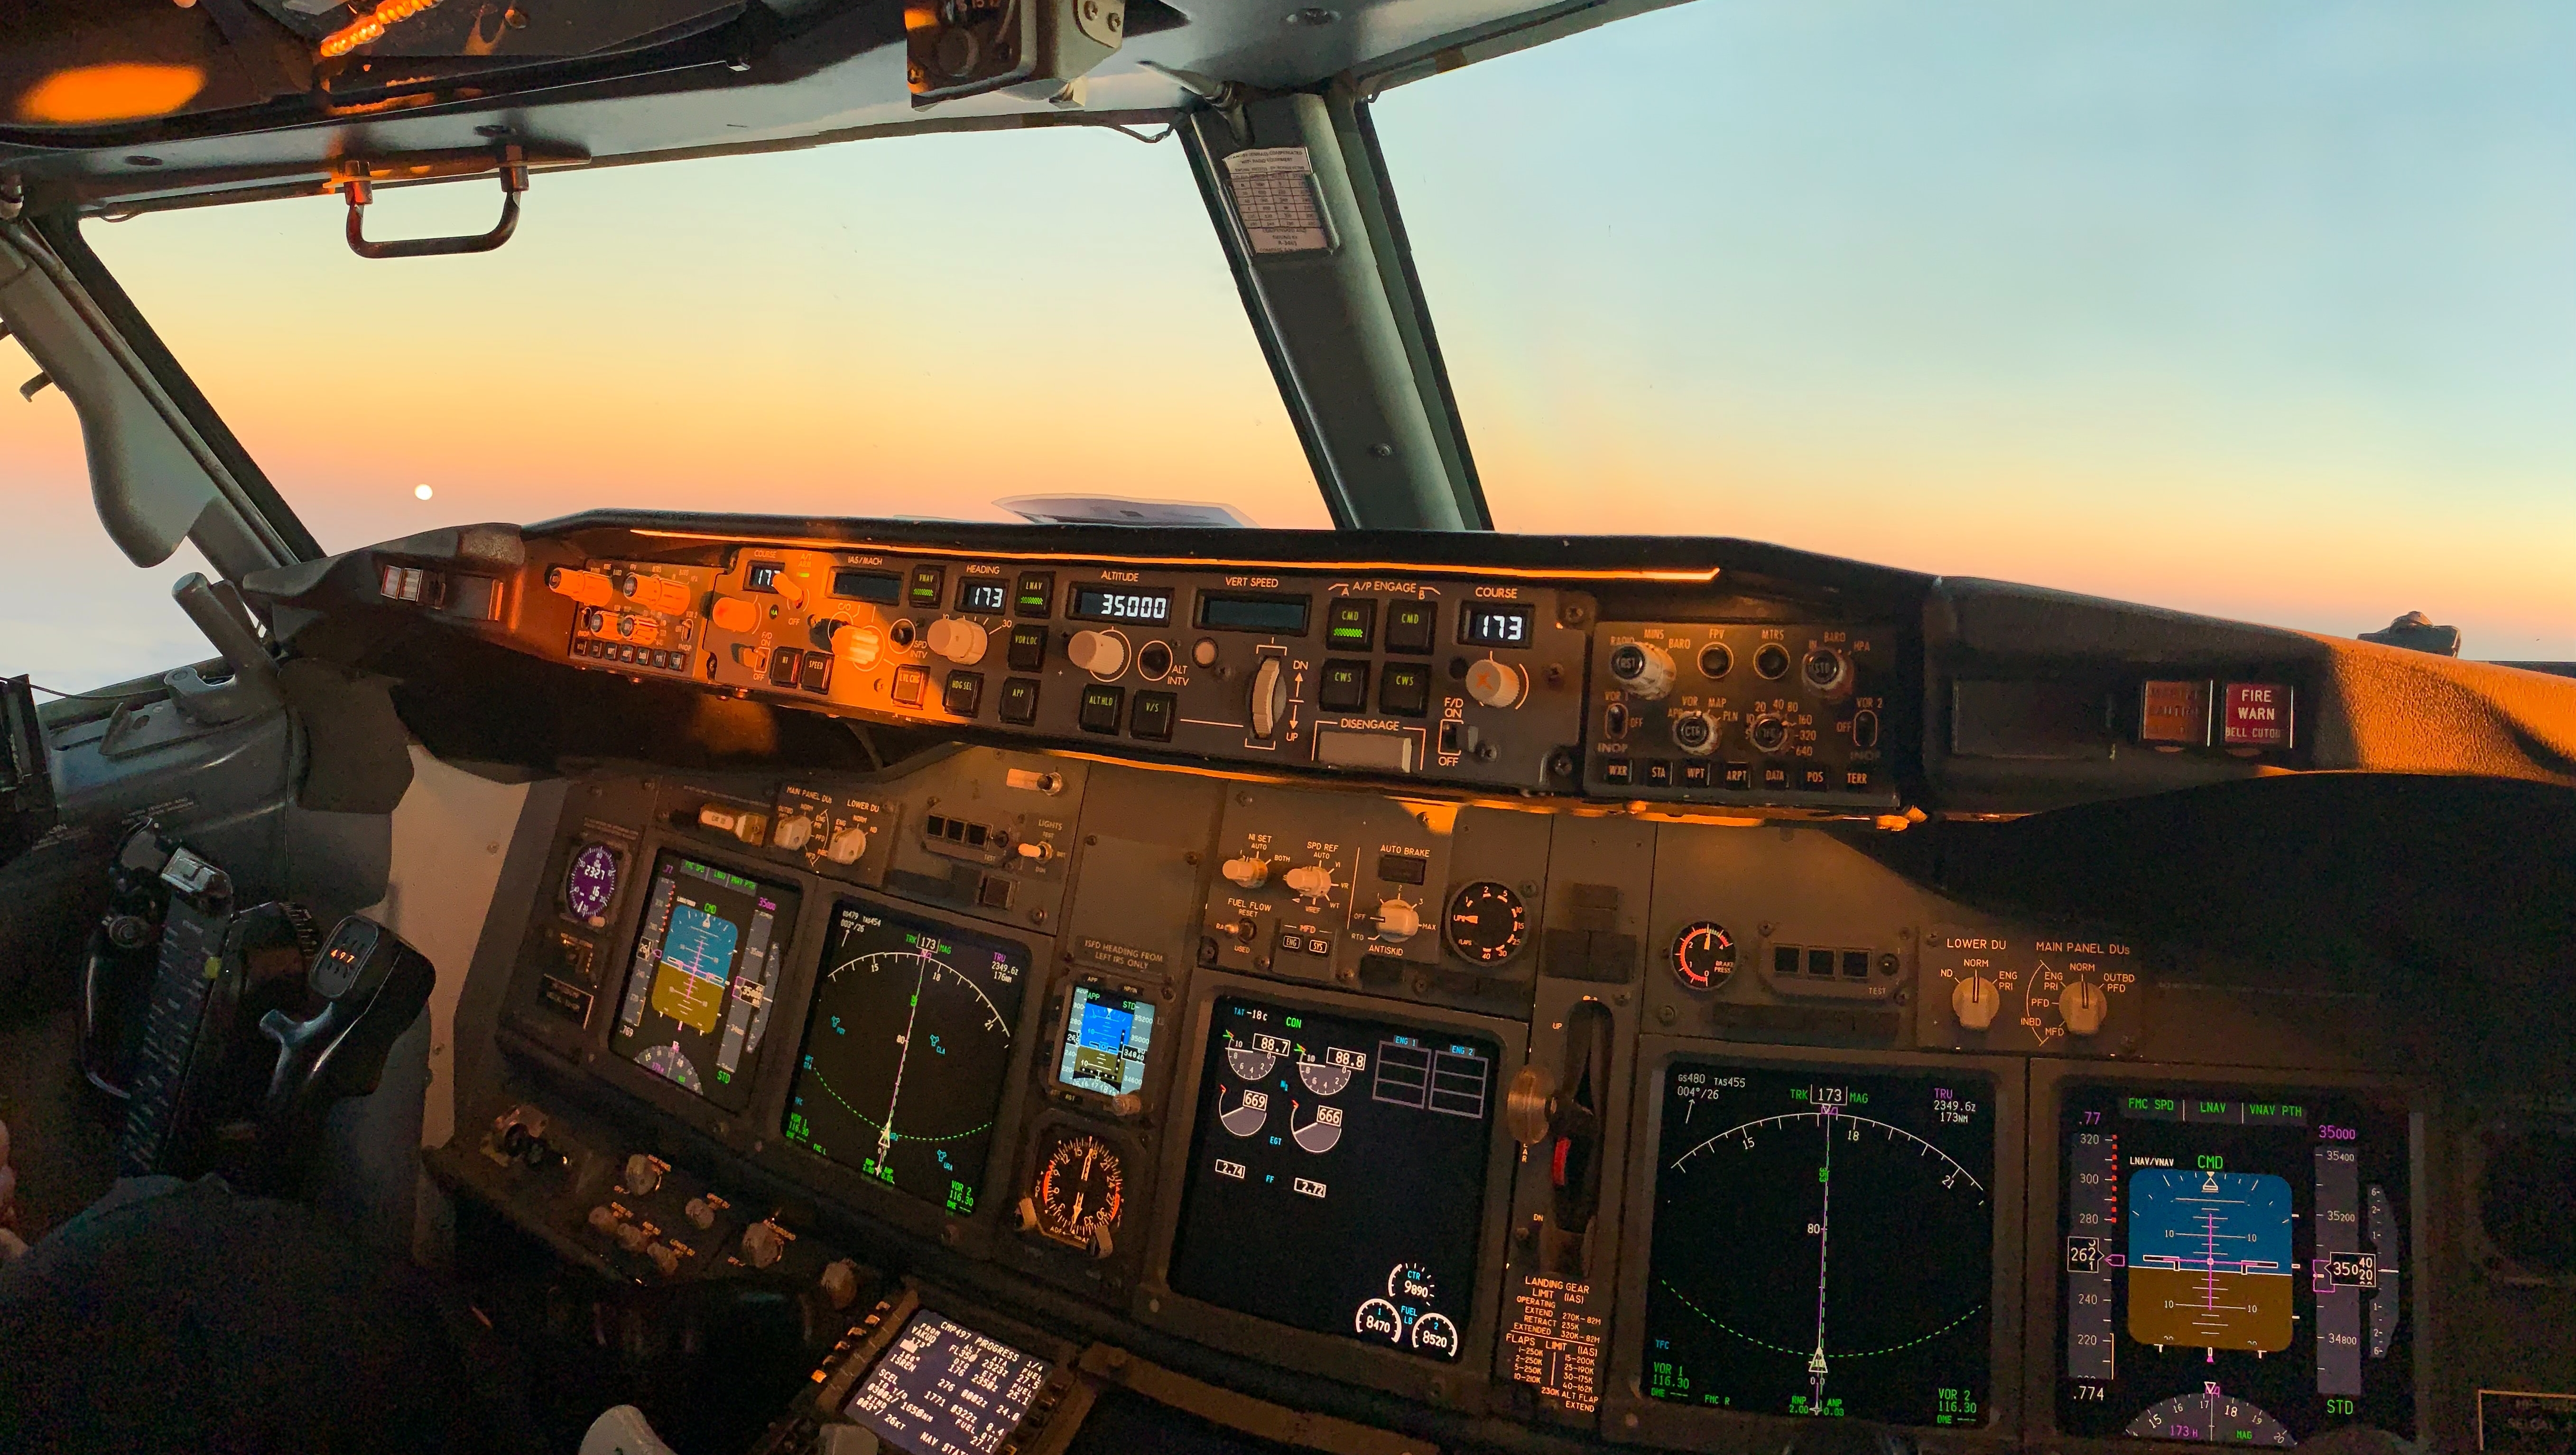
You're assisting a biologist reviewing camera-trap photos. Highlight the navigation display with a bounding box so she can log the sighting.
[782,902,1030,1215]
[845,1311,1051,1455]
[1642,1064,1995,1426]
[609,853,796,1113]
[1054,984,1155,1099]
[1168,996,1499,1362]
[2056,1084,2413,1446]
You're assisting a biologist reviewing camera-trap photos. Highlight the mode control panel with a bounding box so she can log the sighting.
[550,551,1590,791]
[1585,620,1901,807]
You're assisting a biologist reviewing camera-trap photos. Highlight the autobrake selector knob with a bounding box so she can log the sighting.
[1463,659,1527,709]
[1374,899,1422,942]
[1952,973,2001,1031]
[1607,642,1675,700]
[622,1153,661,1196]
[1221,854,1269,889]
[740,1220,786,1269]
[2061,979,2109,1037]
[1067,630,1127,677]
[1249,657,1288,739]
[925,617,989,665]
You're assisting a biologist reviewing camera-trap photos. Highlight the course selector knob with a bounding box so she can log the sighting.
[2062,979,2109,1037]
[1221,855,1270,889]
[1067,629,1127,677]
[1463,658,1528,709]
[1375,899,1422,942]
[1952,973,2001,1031]
[925,617,989,665]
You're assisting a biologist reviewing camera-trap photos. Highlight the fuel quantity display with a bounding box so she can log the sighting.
[1643,1065,1995,1427]
[2056,1085,2412,1446]
[782,903,1030,1216]
[1167,997,1499,1362]
[610,853,796,1114]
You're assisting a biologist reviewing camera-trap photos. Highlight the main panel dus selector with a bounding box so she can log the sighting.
[547,551,1594,791]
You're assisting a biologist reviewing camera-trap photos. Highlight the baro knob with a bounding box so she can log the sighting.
[1952,973,2001,1031]
[1607,642,1675,700]
[2061,978,2108,1037]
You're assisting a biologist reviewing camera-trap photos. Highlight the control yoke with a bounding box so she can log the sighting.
[259,915,436,1125]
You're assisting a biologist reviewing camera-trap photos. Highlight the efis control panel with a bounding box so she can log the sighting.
[1585,620,1901,808]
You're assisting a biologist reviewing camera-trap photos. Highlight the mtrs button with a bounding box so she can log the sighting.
[1378,663,1430,718]
[1078,685,1124,733]
[1318,660,1369,713]
[1130,691,1177,741]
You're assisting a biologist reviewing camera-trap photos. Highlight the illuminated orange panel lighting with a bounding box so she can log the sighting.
[14,64,206,124]
[625,529,1724,584]
[321,0,448,59]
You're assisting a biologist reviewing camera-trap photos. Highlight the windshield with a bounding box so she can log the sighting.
[82,126,1324,556]
[1372,1,2576,658]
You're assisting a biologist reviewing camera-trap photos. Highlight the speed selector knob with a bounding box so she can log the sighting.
[1282,864,1334,899]
[1608,642,1676,700]
[1249,657,1288,739]
[1374,899,1422,942]
[818,1258,863,1310]
[1220,854,1270,889]
[2061,979,2109,1037]
[739,1221,786,1269]
[825,826,868,865]
[622,1153,661,1196]
[925,617,988,665]
[1463,658,1528,709]
[1067,629,1127,677]
[1951,974,2001,1031]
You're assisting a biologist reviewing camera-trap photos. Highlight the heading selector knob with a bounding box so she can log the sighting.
[1608,642,1675,700]
[1463,658,1528,709]
[1067,629,1127,677]
[1374,899,1422,942]
[925,617,989,665]
[1220,854,1270,889]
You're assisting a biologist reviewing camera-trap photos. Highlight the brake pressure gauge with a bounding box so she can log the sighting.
[1670,921,1736,990]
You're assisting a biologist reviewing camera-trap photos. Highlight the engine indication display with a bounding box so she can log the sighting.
[1168,996,1500,1362]
[1644,1064,1995,1427]
[2055,1084,2413,1446]
[609,853,796,1114]
[782,902,1030,1216]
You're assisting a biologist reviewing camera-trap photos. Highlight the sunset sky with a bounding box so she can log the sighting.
[2,0,2567,691]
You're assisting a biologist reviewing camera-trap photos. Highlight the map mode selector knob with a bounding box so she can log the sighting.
[1952,973,2001,1031]
[1249,657,1289,739]
[1374,899,1422,942]
[1608,642,1675,700]
[1220,854,1270,889]
[925,617,989,665]
[1067,629,1127,677]
[739,1221,786,1269]
[1463,658,1528,709]
[2061,979,2109,1037]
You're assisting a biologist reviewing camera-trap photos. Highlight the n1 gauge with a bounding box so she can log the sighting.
[1670,921,1736,990]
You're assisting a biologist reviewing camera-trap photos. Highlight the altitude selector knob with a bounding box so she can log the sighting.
[1375,899,1422,942]
[1067,630,1127,677]
[925,617,989,665]
[2061,979,2109,1037]
[1952,973,2001,1031]
[1608,642,1675,700]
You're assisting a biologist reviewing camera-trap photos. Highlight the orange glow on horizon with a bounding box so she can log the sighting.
[15,64,206,125]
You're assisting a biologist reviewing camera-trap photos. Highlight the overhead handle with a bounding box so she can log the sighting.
[340,146,528,260]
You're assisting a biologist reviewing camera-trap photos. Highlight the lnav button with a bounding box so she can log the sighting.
[2221,682,2294,749]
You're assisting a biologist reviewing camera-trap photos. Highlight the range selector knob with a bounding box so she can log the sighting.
[547,568,617,607]
[2061,979,2109,1037]
[621,1153,661,1196]
[825,826,869,865]
[1463,658,1528,710]
[1282,863,1334,899]
[1608,642,1676,700]
[1249,657,1289,739]
[683,1197,718,1231]
[818,1258,863,1310]
[739,1220,787,1269]
[1952,973,2001,1031]
[1220,854,1270,889]
[1067,629,1127,677]
[771,816,815,852]
[925,617,989,665]
[1374,899,1422,942]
